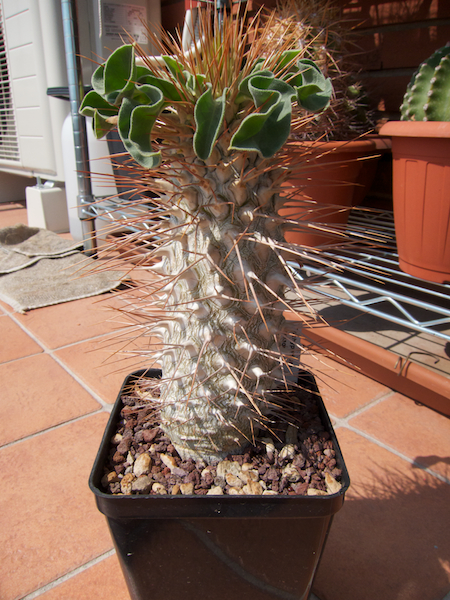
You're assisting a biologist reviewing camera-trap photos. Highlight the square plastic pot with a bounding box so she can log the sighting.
[89,369,350,600]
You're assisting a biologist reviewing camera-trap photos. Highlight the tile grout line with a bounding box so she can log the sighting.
[332,418,450,486]
[332,389,396,421]
[19,549,117,599]
[0,406,111,451]
[2,311,127,409]
[4,307,134,352]
[328,389,450,485]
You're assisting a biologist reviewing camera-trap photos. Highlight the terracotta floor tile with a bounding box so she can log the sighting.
[313,428,450,600]
[0,202,27,227]
[0,315,42,362]
[0,297,13,313]
[301,353,390,418]
[14,294,128,349]
[0,353,100,445]
[55,335,149,404]
[0,413,113,600]
[349,393,450,480]
[39,554,130,600]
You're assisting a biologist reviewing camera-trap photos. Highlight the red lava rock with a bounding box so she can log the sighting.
[101,377,343,497]
[293,454,306,469]
[294,482,308,495]
[117,436,132,455]
[265,467,279,481]
[202,471,214,486]
[113,451,126,464]
[143,429,159,443]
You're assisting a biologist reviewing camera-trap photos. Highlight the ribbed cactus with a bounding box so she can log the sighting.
[80,12,333,463]
[400,44,450,121]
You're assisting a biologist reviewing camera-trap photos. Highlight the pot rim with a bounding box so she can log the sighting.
[288,135,391,153]
[380,120,450,139]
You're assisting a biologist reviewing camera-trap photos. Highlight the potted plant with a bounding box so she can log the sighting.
[81,10,349,599]
[262,0,389,247]
[380,44,450,284]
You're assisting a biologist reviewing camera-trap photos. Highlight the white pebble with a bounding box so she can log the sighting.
[207,485,224,495]
[133,452,152,477]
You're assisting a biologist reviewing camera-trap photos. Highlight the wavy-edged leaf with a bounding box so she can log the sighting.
[79,90,116,118]
[193,85,227,160]
[102,45,136,105]
[293,59,333,112]
[117,91,164,168]
[236,70,274,104]
[80,90,119,138]
[185,72,207,95]
[163,56,186,85]
[93,111,117,138]
[136,72,182,101]
[230,77,295,158]
[276,49,302,73]
[92,64,106,96]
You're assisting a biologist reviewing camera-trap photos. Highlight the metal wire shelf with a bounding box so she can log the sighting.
[292,209,450,342]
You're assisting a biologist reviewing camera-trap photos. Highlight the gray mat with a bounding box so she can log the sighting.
[0,225,124,312]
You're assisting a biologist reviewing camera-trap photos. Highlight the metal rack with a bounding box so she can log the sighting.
[292,208,450,343]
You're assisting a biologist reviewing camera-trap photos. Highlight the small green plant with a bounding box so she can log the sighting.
[81,11,332,463]
[400,44,450,121]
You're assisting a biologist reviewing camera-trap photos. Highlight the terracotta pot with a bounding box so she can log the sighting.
[380,121,450,284]
[280,137,390,247]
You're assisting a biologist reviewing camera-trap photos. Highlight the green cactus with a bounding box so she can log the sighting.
[80,12,333,463]
[400,45,450,121]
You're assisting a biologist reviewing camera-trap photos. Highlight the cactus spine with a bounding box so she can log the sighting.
[400,45,450,121]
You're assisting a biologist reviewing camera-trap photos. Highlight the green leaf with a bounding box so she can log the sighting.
[193,85,227,160]
[136,71,182,101]
[293,59,333,112]
[79,90,116,118]
[230,76,295,158]
[92,64,106,96]
[117,91,165,168]
[132,83,166,107]
[185,72,207,95]
[237,70,274,103]
[80,91,118,139]
[93,111,116,138]
[127,106,162,167]
[276,49,302,73]
[136,65,152,79]
[163,56,186,84]
[102,45,137,105]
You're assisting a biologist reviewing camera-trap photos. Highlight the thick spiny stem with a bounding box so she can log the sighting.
[150,141,292,461]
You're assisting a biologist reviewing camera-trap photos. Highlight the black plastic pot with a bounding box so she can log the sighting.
[89,370,350,600]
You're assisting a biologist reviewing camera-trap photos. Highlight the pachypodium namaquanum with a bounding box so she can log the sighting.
[80,12,333,462]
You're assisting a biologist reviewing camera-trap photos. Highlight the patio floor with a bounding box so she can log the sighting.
[1,201,449,600]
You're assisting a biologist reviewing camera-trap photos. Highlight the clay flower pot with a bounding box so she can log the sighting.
[280,137,390,247]
[380,121,450,284]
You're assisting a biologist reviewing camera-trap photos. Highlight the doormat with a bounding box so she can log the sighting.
[0,224,125,313]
